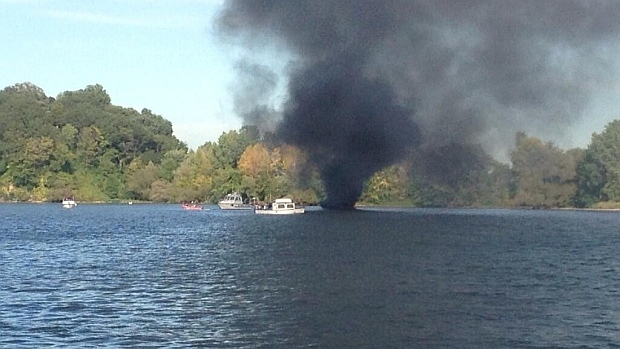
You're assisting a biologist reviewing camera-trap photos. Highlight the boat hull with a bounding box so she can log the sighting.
[218,203,254,210]
[255,198,305,215]
[255,208,305,215]
[218,192,254,210]
[61,198,77,208]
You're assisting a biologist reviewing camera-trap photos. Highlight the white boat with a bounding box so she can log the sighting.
[218,192,254,210]
[255,198,305,215]
[62,197,77,208]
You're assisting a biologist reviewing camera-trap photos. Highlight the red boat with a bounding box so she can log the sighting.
[181,202,203,210]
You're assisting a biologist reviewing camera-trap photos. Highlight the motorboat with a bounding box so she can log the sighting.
[62,197,77,208]
[255,198,305,215]
[181,201,203,210]
[218,192,254,210]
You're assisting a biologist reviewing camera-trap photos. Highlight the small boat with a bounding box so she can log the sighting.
[181,202,203,210]
[218,192,254,210]
[62,197,77,208]
[255,198,305,215]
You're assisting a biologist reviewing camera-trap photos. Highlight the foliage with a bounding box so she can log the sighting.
[360,164,409,205]
[5,82,620,209]
[0,82,185,202]
[574,120,620,207]
[211,125,260,169]
[403,143,513,207]
[510,132,580,208]
[591,201,620,210]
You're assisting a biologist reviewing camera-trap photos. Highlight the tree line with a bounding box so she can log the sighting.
[1,82,620,208]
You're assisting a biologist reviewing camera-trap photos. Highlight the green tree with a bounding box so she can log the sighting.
[361,165,409,205]
[406,143,508,207]
[4,137,55,189]
[574,120,620,206]
[0,82,186,202]
[125,159,160,201]
[77,126,108,167]
[171,144,217,202]
[212,125,260,169]
[159,149,186,181]
[511,132,578,207]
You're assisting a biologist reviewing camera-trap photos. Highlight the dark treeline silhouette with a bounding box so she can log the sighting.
[1,82,619,208]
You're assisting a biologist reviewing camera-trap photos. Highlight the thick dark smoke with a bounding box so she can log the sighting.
[232,59,280,133]
[217,0,620,209]
[280,57,419,208]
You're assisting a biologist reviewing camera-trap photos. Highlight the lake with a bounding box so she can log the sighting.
[1,203,619,348]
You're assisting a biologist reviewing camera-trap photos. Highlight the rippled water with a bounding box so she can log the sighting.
[2,204,620,348]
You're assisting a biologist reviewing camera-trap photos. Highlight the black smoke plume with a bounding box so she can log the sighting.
[232,59,280,133]
[217,0,620,209]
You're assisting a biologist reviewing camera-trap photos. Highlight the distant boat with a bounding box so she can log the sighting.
[255,198,305,215]
[181,202,203,210]
[218,192,254,210]
[62,197,77,209]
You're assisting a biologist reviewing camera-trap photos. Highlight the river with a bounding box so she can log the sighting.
[1,203,619,348]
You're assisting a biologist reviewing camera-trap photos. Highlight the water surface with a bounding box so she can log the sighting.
[1,204,619,348]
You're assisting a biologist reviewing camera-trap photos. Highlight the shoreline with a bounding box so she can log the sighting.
[3,201,620,211]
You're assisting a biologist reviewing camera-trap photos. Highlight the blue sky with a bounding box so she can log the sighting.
[2,0,620,156]
[1,0,241,149]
